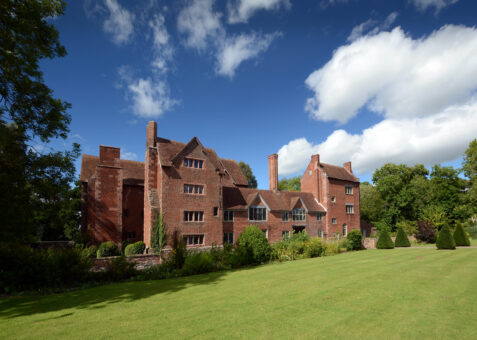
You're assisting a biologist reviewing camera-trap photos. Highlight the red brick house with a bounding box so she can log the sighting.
[80,121,360,248]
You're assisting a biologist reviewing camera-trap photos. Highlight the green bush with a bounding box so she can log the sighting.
[121,240,131,254]
[171,230,186,269]
[210,243,233,271]
[436,225,456,250]
[322,239,341,255]
[182,252,214,275]
[236,225,272,265]
[346,230,363,250]
[97,241,120,258]
[125,241,146,256]
[81,245,98,258]
[396,220,417,236]
[394,226,411,247]
[151,214,168,254]
[453,222,471,246]
[103,255,137,281]
[376,228,394,249]
[304,238,323,258]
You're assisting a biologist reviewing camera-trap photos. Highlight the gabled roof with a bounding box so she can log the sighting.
[223,186,325,213]
[320,163,359,182]
[220,159,249,187]
[80,154,144,183]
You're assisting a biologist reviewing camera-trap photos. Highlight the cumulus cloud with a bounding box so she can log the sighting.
[149,14,174,73]
[177,0,224,51]
[227,0,290,24]
[216,32,280,77]
[103,0,135,45]
[127,78,178,118]
[410,0,459,13]
[305,25,477,124]
[279,97,477,176]
[120,150,138,160]
[347,12,398,42]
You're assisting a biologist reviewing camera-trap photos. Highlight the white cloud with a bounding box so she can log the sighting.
[216,32,280,77]
[120,150,138,160]
[279,97,477,176]
[127,78,178,118]
[227,0,290,24]
[177,0,224,51]
[149,14,173,73]
[410,0,459,13]
[103,0,135,45]
[320,0,348,9]
[347,12,398,42]
[383,12,399,29]
[305,25,477,124]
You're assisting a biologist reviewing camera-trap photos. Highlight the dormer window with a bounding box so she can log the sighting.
[249,206,267,221]
[184,158,203,168]
[292,208,306,221]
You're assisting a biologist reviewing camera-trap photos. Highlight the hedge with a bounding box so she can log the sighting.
[395,226,411,247]
[436,225,456,250]
[376,228,394,249]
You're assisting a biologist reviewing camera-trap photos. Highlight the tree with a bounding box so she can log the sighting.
[436,225,456,250]
[453,222,470,247]
[278,176,301,191]
[238,161,257,188]
[376,228,394,249]
[359,182,386,224]
[462,139,477,217]
[0,1,79,242]
[394,226,411,247]
[151,214,168,254]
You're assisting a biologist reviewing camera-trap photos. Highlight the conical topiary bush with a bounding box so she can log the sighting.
[376,228,394,249]
[436,225,456,250]
[453,222,471,246]
[395,226,411,247]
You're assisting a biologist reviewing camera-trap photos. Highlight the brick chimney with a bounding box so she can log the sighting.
[343,161,352,174]
[99,145,120,166]
[268,154,278,191]
[311,154,320,168]
[146,121,157,147]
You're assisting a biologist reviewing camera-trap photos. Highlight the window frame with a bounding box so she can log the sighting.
[342,224,348,237]
[292,208,306,221]
[281,211,289,222]
[282,230,290,239]
[346,204,354,214]
[184,158,204,169]
[332,218,337,224]
[223,210,234,222]
[248,206,267,222]
[184,184,204,195]
[184,234,204,245]
[223,232,234,244]
[345,185,353,195]
[316,213,323,221]
[183,211,204,222]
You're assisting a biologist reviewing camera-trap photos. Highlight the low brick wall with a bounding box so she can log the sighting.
[93,254,162,271]
[363,238,377,249]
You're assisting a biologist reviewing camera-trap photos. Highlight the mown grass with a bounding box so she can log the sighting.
[1,248,477,339]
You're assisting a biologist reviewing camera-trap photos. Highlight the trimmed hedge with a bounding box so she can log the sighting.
[237,225,272,265]
[125,241,146,256]
[436,225,456,250]
[453,222,471,246]
[182,252,214,275]
[97,241,120,258]
[376,228,394,249]
[395,226,411,247]
[346,230,363,250]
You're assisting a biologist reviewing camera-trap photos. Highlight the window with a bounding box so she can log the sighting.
[184,158,203,169]
[223,232,234,244]
[346,204,354,214]
[282,211,289,222]
[332,218,337,224]
[282,231,290,239]
[342,224,348,237]
[316,213,323,221]
[126,232,136,239]
[184,184,204,194]
[318,230,322,238]
[262,229,268,239]
[345,185,353,195]
[183,211,204,222]
[184,235,204,245]
[249,206,267,221]
[292,208,306,221]
[331,196,336,203]
[213,207,218,216]
[224,210,234,221]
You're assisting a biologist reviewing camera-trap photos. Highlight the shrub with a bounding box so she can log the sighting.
[182,252,214,275]
[346,230,364,250]
[396,220,417,236]
[103,255,137,281]
[210,243,233,271]
[171,230,186,269]
[121,240,131,254]
[236,225,272,265]
[376,228,394,249]
[82,245,98,258]
[151,214,168,254]
[394,226,411,247]
[415,220,437,243]
[125,241,146,256]
[322,239,341,255]
[97,241,120,258]
[304,238,323,258]
[453,222,471,246]
[436,225,456,250]
[136,260,178,281]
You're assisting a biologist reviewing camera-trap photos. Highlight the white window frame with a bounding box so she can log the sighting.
[184,234,204,245]
[292,208,306,221]
[332,218,337,224]
[345,185,353,195]
[346,204,354,214]
[318,230,323,238]
[184,211,204,222]
[331,196,336,203]
[249,206,267,221]
[224,210,234,222]
[316,213,323,221]
[282,230,290,239]
[342,224,348,237]
[223,232,234,244]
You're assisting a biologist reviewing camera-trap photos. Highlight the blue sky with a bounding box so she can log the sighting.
[41,0,477,188]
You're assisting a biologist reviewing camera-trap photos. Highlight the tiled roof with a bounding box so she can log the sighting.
[321,163,359,182]
[220,159,249,186]
[223,186,325,213]
[80,154,144,182]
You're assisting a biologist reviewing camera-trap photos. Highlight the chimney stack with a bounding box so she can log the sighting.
[99,145,120,166]
[343,161,352,174]
[146,121,157,147]
[311,154,320,168]
[268,154,278,191]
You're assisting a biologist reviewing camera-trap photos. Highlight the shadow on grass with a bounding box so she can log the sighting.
[0,270,228,320]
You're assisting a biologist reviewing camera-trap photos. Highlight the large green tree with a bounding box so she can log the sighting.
[463,139,477,217]
[0,0,80,242]
[359,181,386,224]
[238,161,257,188]
[278,176,301,191]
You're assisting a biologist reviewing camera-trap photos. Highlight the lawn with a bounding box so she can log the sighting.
[1,248,477,339]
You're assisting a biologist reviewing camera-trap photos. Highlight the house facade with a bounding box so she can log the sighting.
[80,121,360,248]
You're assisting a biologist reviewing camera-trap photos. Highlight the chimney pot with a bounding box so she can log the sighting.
[268,154,278,191]
[343,161,352,174]
[147,121,157,147]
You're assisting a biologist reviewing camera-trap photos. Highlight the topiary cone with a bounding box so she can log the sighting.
[395,226,411,247]
[453,222,471,246]
[377,228,394,249]
[436,225,456,250]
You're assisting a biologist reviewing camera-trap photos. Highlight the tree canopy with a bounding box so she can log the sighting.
[278,176,301,192]
[238,161,257,188]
